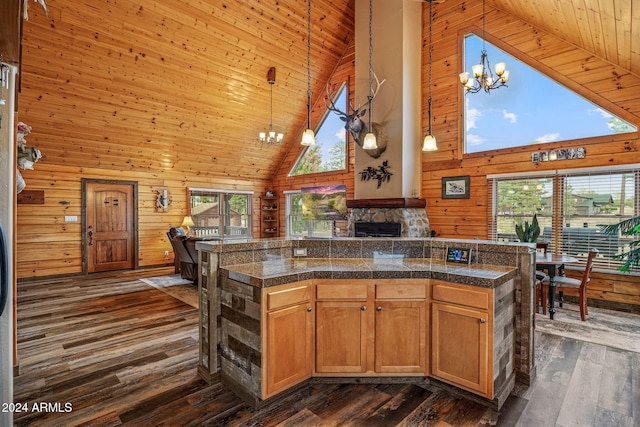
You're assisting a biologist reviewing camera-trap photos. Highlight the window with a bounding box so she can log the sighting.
[463,35,637,154]
[489,166,640,273]
[285,186,347,238]
[189,189,252,238]
[289,84,347,176]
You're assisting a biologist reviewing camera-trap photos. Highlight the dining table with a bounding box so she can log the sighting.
[535,253,579,320]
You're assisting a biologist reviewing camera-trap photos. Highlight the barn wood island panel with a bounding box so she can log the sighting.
[195,237,536,410]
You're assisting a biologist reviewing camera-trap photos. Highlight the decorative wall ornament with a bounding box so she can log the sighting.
[16,121,44,194]
[531,147,586,162]
[360,160,393,188]
[156,188,172,212]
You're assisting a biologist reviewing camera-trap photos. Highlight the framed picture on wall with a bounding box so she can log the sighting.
[442,176,470,199]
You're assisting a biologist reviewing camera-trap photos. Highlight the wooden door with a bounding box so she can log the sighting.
[374,301,426,374]
[84,180,136,273]
[265,303,313,397]
[431,302,490,397]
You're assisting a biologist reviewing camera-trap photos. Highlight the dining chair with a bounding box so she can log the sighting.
[535,242,550,314]
[544,248,599,321]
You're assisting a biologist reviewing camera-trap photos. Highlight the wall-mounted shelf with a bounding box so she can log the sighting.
[260,195,279,238]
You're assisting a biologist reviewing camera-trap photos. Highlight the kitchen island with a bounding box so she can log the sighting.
[195,238,536,410]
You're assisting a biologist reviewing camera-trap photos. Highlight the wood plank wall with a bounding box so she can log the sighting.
[414,1,640,306]
[15,0,354,279]
[16,163,267,278]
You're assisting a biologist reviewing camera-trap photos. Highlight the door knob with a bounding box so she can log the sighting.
[479,318,486,323]
[361,306,367,311]
[307,307,312,312]
[376,306,382,311]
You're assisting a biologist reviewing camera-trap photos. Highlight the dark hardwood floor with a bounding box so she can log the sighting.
[13,267,640,426]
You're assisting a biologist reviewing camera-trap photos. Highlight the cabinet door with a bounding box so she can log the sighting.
[431,302,490,396]
[315,300,368,373]
[265,303,313,397]
[374,301,426,373]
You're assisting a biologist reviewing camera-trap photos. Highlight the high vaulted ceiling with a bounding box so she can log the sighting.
[492,0,640,76]
[5,0,640,182]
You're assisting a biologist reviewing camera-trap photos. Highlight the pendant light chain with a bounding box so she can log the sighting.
[269,82,274,132]
[428,0,433,135]
[367,0,373,134]
[307,0,312,128]
[482,0,486,52]
[422,1,438,152]
[300,0,316,146]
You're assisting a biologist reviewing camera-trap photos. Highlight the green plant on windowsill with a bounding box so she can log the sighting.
[515,213,540,243]
[599,215,640,273]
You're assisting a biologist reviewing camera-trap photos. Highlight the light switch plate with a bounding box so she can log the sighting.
[294,248,307,257]
[64,215,78,222]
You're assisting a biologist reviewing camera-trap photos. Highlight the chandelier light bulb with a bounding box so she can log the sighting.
[499,70,510,83]
[459,72,470,85]
[494,62,506,76]
[472,63,483,78]
[465,79,475,90]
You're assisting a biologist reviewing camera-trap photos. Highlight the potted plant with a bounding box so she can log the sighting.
[599,215,640,272]
[515,213,540,243]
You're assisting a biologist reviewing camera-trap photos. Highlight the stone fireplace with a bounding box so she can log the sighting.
[346,198,430,238]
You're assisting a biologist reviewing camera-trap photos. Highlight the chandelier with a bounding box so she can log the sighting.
[300,0,316,146]
[259,67,284,145]
[458,0,509,94]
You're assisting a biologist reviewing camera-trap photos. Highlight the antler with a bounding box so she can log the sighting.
[350,70,387,114]
[324,83,348,117]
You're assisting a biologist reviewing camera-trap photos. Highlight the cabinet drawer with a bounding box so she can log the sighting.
[316,284,368,300]
[266,285,311,311]
[432,281,490,310]
[376,283,426,299]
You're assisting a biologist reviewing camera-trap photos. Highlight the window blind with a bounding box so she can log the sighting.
[488,167,640,274]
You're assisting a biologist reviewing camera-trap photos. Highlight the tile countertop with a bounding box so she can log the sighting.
[220,258,516,289]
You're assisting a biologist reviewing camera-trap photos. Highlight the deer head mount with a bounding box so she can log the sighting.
[325,73,387,159]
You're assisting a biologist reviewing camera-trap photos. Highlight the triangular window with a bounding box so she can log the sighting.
[290,84,347,176]
[463,35,637,154]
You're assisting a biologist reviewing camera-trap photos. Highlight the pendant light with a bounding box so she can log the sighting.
[259,67,284,145]
[362,0,377,150]
[301,0,316,146]
[422,0,438,152]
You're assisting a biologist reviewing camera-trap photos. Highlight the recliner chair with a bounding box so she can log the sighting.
[169,234,198,285]
[167,227,185,273]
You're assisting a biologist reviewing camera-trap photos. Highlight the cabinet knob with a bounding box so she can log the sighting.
[376,306,382,311]
[479,318,486,323]
[307,307,312,312]
[361,306,367,311]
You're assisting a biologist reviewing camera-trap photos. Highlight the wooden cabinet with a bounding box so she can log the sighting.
[263,282,313,398]
[260,195,279,238]
[431,280,493,398]
[315,280,427,376]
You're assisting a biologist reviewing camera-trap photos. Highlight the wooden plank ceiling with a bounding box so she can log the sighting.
[490,0,640,76]
[12,0,640,181]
